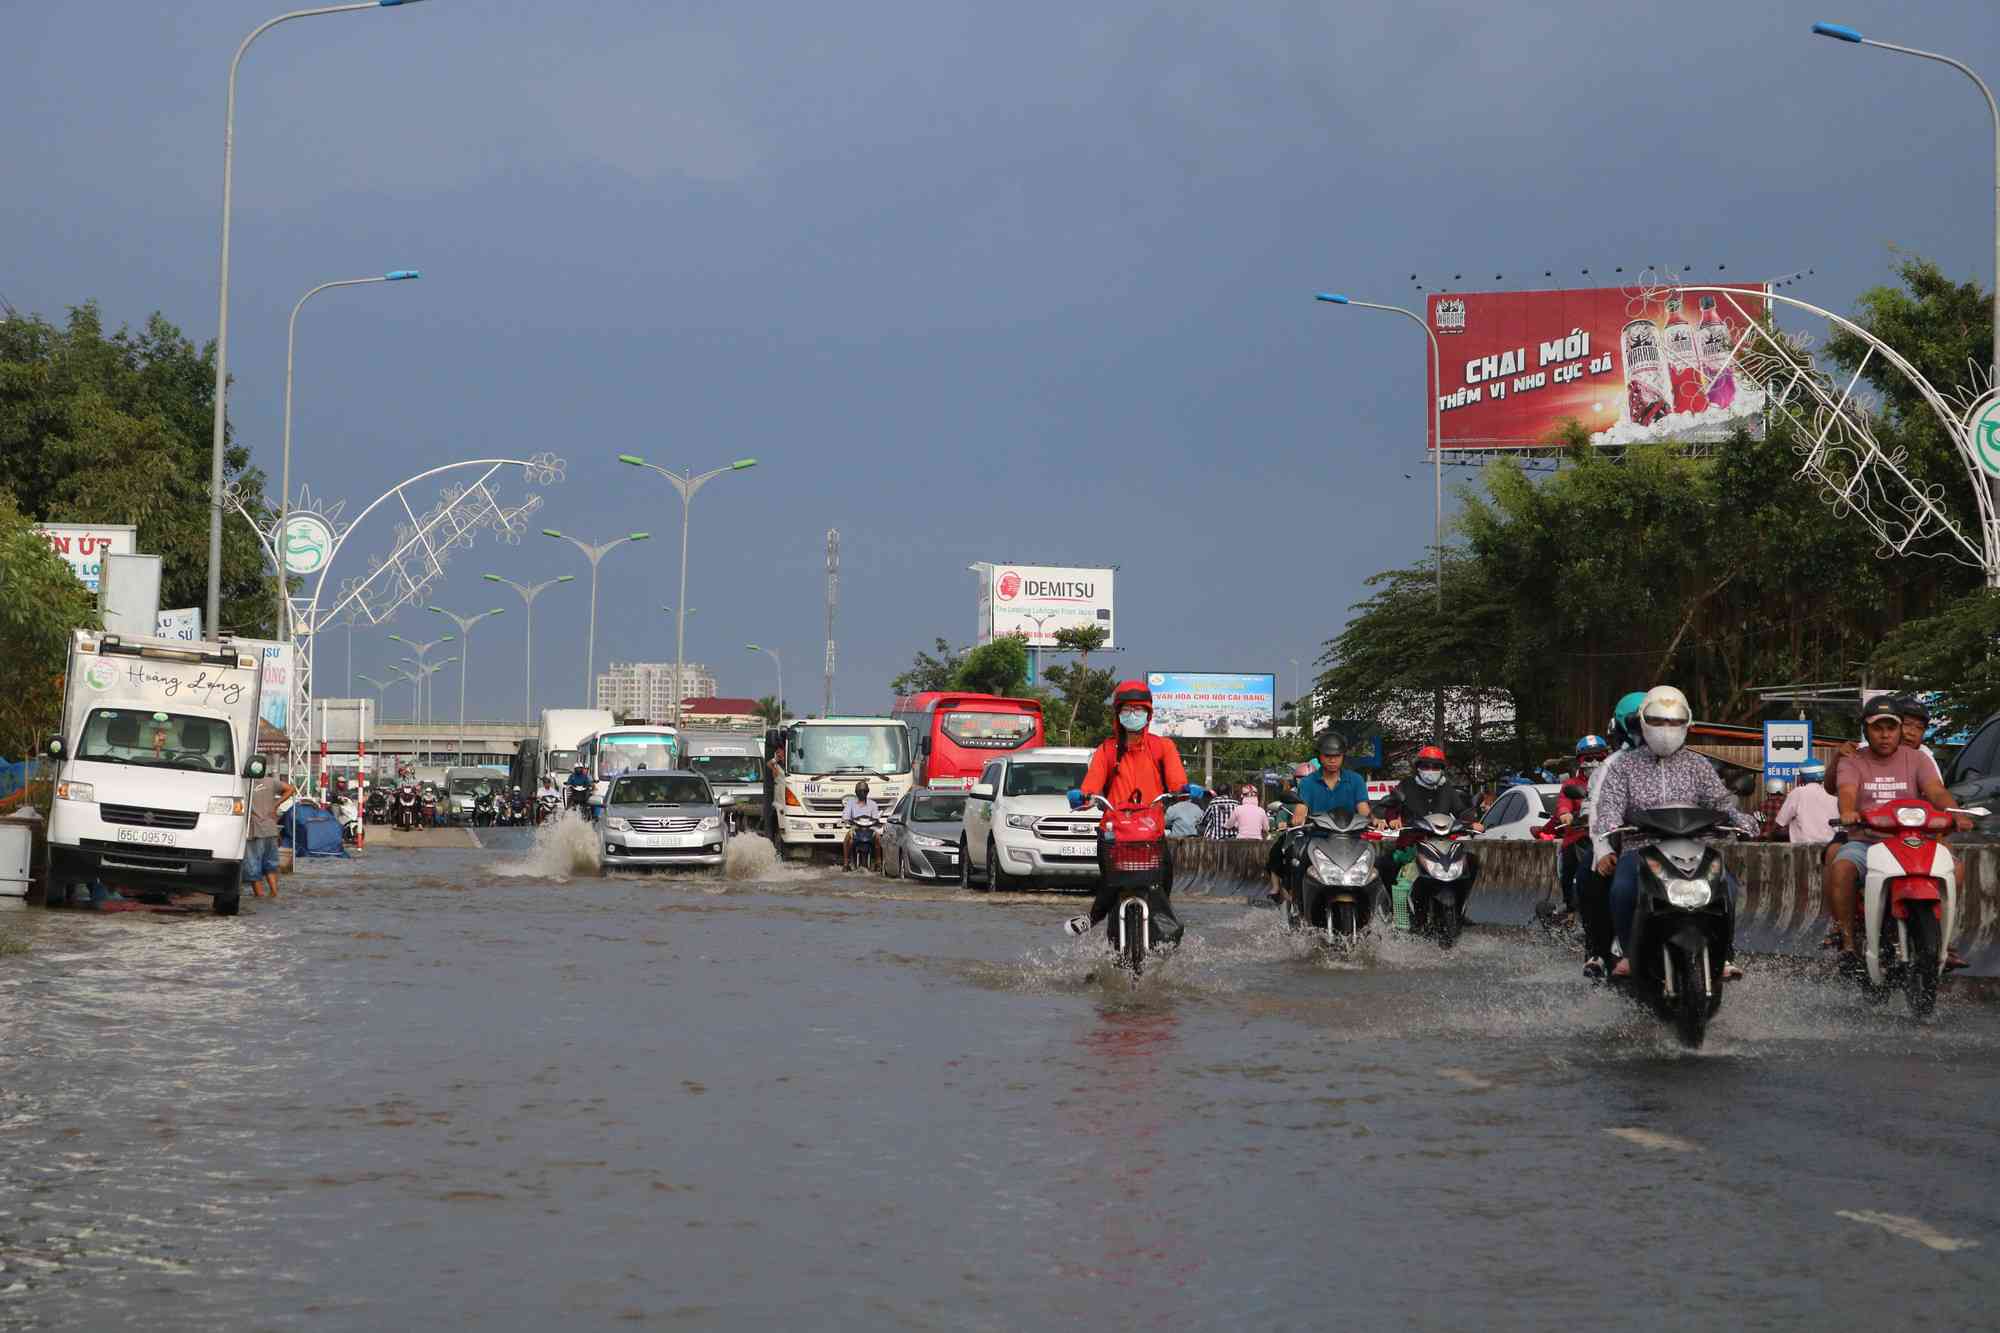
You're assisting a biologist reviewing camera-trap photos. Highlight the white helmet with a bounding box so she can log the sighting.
[1640,685,1692,758]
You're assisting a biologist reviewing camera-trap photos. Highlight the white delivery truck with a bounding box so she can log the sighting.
[683,729,766,831]
[538,708,614,808]
[762,717,912,861]
[44,630,267,914]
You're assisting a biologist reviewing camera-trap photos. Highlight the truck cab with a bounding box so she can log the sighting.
[762,717,912,860]
[44,631,267,914]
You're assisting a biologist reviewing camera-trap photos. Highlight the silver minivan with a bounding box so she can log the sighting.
[599,769,731,869]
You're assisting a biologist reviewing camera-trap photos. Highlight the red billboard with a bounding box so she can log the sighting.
[1424,284,1768,450]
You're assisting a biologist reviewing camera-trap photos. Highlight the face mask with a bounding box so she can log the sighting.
[1642,721,1688,758]
[1118,709,1148,733]
[1578,757,1602,773]
[1415,767,1444,788]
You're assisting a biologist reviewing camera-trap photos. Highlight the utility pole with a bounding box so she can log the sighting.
[825,529,839,716]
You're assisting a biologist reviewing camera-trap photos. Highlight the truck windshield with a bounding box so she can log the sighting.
[547,749,578,773]
[610,775,710,805]
[690,754,761,785]
[76,708,236,774]
[788,725,910,776]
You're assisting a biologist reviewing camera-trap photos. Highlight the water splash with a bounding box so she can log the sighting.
[490,812,601,882]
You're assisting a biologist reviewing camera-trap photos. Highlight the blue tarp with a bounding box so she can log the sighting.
[282,803,349,857]
[0,758,26,803]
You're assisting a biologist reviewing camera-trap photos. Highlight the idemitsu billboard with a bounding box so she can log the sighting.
[1425,284,1768,450]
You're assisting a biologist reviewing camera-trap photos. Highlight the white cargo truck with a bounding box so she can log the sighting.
[762,717,912,861]
[44,630,267,914]
[683,729,766,831]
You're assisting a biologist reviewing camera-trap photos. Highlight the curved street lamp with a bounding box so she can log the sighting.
[484,573,575,722]
[429,606,505,765]
[543,529,650,706]
[746,643,783,722]
[618,454,757,724]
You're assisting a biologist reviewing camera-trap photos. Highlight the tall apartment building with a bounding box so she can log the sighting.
[595,661,719,721]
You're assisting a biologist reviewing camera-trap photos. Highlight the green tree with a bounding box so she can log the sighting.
[1048,623,1110,744]
[889,638,959,695]
[0,492,98,757]
[951,634,1030,696]
[0,303,277,637]
[753,695,792,725]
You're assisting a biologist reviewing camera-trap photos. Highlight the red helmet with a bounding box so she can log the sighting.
[1416,745,1447,765]
[1108,679,1153,711]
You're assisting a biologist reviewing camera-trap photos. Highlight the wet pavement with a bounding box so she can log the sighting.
[4,817,1999,1329]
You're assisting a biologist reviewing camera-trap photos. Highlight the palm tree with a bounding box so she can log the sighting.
[754,695,783,725]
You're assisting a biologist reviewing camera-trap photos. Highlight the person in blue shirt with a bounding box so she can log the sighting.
[1290,732,1371,827]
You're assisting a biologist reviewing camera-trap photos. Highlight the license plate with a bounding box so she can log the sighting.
[116,828,178,847]
[627,833,660,848]
[1058,842,1094,858]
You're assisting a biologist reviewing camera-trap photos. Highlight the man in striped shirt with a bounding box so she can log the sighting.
[1198,789,1239,840]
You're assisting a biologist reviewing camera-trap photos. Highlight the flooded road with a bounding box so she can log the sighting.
[4,819,1999,1328]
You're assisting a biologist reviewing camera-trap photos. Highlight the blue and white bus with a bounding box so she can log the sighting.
[575,725,681,814]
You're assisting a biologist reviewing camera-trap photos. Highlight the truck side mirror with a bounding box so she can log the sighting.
[45,737,64,758]
[246,756,267,779]
[717,793,734,807]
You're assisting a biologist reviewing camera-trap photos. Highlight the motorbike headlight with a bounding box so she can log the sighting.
[605,817,630,832]
[697,816,720,831]
[1307,846,1337,881]
[207,795,245,816]
[1005,814,1039,829]
[57,781,95,803]
[1342,858,1377,886]
[1665,880,1712,909]
[1427,859,1463,881]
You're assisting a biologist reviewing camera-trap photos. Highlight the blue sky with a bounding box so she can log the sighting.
[7,0,1997,720]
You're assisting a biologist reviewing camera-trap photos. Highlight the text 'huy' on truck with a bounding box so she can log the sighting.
[44,630,268,915]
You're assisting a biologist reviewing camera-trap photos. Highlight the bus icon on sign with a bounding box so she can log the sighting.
[1763,721,1812,776]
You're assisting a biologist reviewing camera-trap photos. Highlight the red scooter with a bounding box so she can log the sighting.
[1079,791,1181,975]
[1848,798,1981,1017]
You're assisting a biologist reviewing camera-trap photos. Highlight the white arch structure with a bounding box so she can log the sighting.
[227,452,565,779]
[1674,283,1999,585]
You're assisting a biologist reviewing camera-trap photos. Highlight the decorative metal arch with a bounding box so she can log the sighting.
[225,452,564,779]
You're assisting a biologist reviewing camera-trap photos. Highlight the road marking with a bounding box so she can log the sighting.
[1836,1211,1981,1252]
[1604,1127,1698,1152]
[467,828,483,850]
[1438,1068,1494,1090]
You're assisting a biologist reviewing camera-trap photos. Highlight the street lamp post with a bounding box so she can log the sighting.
[275,270,420,642]
[1315,292,1446,743]
[484,573,574,723]
[746,644,783,722]
[383,665,420,768]
[388,633,453,767]
[543,529,651,707]
[1289,657,1301,730]
[205,0,431,632]
[1812,21,2000,507]
[429,606,505,765]
[618,454,758,725]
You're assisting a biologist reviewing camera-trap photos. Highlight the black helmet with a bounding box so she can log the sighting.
[1314,730,1346,758]
[1893,695,1930,725]
[1861,693,1902,726]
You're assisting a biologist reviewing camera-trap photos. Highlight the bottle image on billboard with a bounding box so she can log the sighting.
[1662,295,1707,416]
[1694,295,1736,410]
[1621,319,1673,427]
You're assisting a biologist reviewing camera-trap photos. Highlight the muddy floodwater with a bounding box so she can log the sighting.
[4,818,1999,1328]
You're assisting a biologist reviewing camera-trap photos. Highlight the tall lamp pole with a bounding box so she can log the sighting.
[747,644,784,721]
[1812,21,2000,509]
[205,0,431,632]
[543,529,651,707]
[618,454,758,725]
[484,573,574,722]
[276,269,420,641]
[429,606,505,766]
[383,665,421,769]
[389,633,453,768]
[1315,292,1446,743]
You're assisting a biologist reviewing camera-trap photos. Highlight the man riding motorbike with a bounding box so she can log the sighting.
[841,781,882,871]
[1263,731,1372,911]
[564,763,594,812]
[1375,745,1483,920]
[1593,685,1757,980]
[1064,680,1200,942]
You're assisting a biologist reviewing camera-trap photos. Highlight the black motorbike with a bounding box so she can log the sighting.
[536,793,560,826]
[1403,812,1477,949]
[1608,806,1742,1049]
[473,790,495,827]
[845,814,882,871]
[365,790,389,826]
[395,786,420,831]
[1285,809,1388,945]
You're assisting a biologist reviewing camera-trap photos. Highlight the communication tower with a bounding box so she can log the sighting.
[825,529,839,715]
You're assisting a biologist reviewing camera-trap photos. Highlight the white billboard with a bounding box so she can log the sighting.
[1146,672,1278,740]
[976,563,1114,648]
[32,523,137,593]
[233,639,295,733]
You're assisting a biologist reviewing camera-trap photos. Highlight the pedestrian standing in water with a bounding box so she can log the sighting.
[244,772,294,899]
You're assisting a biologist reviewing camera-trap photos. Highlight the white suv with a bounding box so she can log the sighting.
[960,747,1100,891]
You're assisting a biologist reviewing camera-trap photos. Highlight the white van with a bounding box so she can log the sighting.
[44,630,267,914]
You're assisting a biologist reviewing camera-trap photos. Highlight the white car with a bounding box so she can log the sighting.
[959,747,1100,891]
[1475,783,1564,839]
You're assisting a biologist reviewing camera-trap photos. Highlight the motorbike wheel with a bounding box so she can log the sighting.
[1123,901,1146,976]
[1433,889,1461,950]
[1904,910,1942,1018]
[1332,900,1357,944]
[1671,946,1709,1049]
[988,839,1019,893]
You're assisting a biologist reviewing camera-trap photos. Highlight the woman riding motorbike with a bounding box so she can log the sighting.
[1063,680,1200,942]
